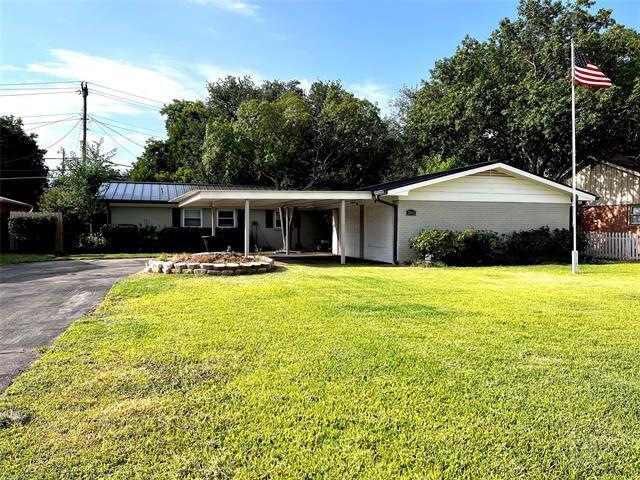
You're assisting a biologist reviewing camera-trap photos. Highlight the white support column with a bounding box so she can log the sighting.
[210,202,216,236]
[340,199,346,265]
[244,200,250,257]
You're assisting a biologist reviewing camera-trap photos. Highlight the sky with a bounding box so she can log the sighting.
[1,0,638,173]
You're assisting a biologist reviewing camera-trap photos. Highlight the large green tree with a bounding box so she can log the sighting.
[401,0,640,180]
[130,77,306,183]
[0,115,48,205]
[201,81,392,189]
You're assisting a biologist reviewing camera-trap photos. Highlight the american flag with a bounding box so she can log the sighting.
[574,50,612,88]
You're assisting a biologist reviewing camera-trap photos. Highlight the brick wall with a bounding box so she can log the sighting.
[579,205,640,234]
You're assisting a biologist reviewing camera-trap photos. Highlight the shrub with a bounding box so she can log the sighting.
[138,225,159,252]
[410,228,503,266]
[99,224,140,253]
[8,213,58,252]
[410,227,585,266]
[157,227,211,252]
[78,232,107,253]
[157,227,244,252]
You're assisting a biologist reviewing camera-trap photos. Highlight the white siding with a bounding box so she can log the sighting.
[397,201,570,263]
[364,202,394,263]
[110,206,173,228]
[402,171,569,203]
[576,163,640,206]
[344,203,361,258]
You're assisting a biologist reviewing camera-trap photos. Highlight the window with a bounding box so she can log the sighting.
[183,208,202,227]
[217,210,236,228]
[630,205,640,225]
[273,210,282,229]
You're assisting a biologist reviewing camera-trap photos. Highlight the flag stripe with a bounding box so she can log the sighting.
[575,71,612,83]
[575,79,610,89]
[575,66,608,77]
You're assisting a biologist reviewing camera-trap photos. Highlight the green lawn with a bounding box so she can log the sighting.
[1,264,639,478]
[0,252,160,265]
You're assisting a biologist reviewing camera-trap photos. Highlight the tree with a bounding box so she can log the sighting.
[0,115,48,205]
[129,139,192,182]
[201,80,392,190]
[40,141,121,232]
[401,0,640,180]
[203,92,312,189]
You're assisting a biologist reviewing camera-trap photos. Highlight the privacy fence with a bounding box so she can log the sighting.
[586,232,640,261]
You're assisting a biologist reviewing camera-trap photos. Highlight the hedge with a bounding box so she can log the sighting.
[8,213,58,252]
[99,224,140,253]
[74,224,249,253]
[409,227,587,266]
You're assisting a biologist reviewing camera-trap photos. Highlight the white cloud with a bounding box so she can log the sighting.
[1,48,315,168]
[196,64,263,84]
[191,0,260,17]
[349,80,393,115]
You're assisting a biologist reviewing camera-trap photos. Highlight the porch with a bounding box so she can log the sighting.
[170,189,373,264]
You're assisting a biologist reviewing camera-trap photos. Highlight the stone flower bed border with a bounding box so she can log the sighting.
[144,253,275,276]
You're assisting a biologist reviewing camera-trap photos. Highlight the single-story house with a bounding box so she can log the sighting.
[99,161,596,264]
[576,156,640,234]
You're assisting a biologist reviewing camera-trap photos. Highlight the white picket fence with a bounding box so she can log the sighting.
[586,232,640,261]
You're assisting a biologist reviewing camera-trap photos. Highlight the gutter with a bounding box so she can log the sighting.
[373,191,398,264]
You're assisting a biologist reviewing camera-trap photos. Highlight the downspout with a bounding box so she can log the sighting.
[373,190,398,264]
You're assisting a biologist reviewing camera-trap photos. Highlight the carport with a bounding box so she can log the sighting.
[171,189,372,264]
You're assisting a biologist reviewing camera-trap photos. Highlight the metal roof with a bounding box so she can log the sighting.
[98,181,268,203]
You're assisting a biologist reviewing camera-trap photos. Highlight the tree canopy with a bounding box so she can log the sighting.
[0,115,48,206]
[129,0,639,186]
[131,77,393,189]
[401,0,640,180]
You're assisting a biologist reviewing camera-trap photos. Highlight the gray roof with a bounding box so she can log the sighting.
[98,181,266,203]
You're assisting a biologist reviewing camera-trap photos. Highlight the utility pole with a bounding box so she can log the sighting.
[80,81,88,160]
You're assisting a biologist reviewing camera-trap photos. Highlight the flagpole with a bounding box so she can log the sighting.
[571,38,579,274]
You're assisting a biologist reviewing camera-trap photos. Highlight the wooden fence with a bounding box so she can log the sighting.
[586,232,640,261]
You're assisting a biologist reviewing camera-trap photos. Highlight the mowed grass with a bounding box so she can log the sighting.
[1,263,639,478]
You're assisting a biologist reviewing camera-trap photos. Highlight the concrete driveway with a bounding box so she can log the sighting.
[0,258,146,391]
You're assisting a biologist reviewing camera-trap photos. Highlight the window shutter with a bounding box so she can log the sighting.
[265,210,273,228]
[172,208,181,227]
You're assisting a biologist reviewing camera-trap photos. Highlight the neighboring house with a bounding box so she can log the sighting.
[576,156,640,234]
[0,196,33,252]
[99,161,595,264]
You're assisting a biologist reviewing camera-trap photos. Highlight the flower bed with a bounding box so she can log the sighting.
[143,252,274,276]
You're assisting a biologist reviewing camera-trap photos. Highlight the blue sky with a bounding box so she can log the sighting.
[1,0,638,170]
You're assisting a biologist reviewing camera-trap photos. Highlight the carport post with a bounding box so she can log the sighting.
[210,202,216,236]
[244,200,250,257]
[340,199,346,264]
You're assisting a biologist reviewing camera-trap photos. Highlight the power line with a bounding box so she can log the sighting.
[2,120,82,164]
[24,116,80,131]
[0,81,79,86]
[88,113,164,135]
[0,176,49,180]
[0,90,77,97]
[18,112,80,119]
[91,120,138,158]
[91,90,162,111]
[86,81,167,106]
[0,86,81,91]
[92,118,147,148]
[88,116,163,137]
